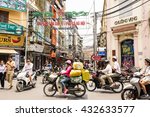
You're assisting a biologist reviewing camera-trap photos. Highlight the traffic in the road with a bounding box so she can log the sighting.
[1,56,150,100]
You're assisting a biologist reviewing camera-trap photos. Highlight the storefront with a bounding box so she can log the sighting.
[28,43,44,70]
[0,34,25,69]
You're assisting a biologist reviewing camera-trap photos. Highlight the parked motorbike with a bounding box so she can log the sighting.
[43,73,86,97]
[121,72,150,100]
[42,70,51,84]
[86,71,124,93]
[16,70,37,92]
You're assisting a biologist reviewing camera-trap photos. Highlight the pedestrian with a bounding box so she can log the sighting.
[0,60,6,89]
[5,55,15,89]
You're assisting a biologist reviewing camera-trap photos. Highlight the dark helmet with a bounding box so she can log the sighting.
[145,58,150,64]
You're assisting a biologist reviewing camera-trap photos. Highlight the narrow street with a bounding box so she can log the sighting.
[0,76,121,100]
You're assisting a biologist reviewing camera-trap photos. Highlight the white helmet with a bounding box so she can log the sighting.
[66,60,72,64]
[112,56,117,60]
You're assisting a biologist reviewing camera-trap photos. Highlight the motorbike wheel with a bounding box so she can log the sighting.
[16,82,24,92]
[111,81,123,93]
[43,83,56,97]
[121,89,137,100]
[86,79,96,91]
[74,83,86,97]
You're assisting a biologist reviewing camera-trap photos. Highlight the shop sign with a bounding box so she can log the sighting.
[114,16,138,26]
[0,22,23,35]
[0,34,24,47]
[0,0,26,12]
[28,44,44,53]
[32,11,89,18]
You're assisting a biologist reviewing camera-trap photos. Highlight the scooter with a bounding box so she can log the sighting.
[43,73,86,97]
[121,72,150,100]
[86,71,124,93]
[16,70,37,92]
[42,69,51,84]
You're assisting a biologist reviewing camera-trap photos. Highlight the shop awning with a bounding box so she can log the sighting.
[0,49,18,54]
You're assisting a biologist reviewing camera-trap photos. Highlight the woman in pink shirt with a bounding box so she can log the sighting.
[60,60,72,94]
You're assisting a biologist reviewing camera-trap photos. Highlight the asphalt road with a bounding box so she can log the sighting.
[0,76,122,100]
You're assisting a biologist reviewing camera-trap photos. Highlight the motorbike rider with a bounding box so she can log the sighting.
[60,60,72,94]
[43,60,52,73]
[139,58,150,97]
[98,60,113,88]
[108,56,121,87]
[22,59,33,84]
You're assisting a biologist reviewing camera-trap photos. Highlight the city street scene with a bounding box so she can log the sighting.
[0,0,150,100]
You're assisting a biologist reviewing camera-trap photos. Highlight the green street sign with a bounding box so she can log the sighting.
[0,0,26,12]
[0,22,23,35]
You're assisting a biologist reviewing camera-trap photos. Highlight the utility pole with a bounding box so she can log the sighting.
[93,0,97,70]
[72,26,76,61]
[25,0,29,61]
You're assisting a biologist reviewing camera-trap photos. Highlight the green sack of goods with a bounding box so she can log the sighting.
[73,62,84,70]
[70,70,82,77]
[70,76,82,83]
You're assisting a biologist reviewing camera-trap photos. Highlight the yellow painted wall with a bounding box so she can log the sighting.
[0,8,27,28]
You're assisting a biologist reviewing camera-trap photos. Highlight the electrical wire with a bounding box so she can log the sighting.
[105,0,150,19]
[99,0,140,17]
[99,0,130,13]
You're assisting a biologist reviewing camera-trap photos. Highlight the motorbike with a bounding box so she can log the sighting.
[43,73,86,97]
[121,66,141,83]
[13,69,20,79]
[16,70,37,92]
[121,72,150,100]
[86,71,124,93]
[42,69,51,84]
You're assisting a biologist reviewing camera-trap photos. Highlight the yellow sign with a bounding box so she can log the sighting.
[0,34,25,47]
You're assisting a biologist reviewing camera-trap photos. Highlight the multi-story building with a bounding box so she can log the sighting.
[103,0,150,67]
[0,0,27,69]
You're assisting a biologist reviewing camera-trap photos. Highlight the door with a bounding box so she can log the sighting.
[121,39,134,68]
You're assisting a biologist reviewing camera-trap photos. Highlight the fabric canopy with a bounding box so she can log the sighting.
[0,49,18,54]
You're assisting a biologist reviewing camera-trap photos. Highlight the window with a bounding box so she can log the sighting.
[0,10,9,23]
[119,0,133,18]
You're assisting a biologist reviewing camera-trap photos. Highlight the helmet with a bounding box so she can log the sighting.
[105,60,109,63]
[145,58,150,64]
[112,56,117,60]
[65,60,72,64]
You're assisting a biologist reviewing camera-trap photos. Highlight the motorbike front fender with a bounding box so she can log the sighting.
[124,84,136,90]
[56,78,63,94]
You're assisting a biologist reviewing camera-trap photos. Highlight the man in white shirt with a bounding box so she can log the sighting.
[22,59,33,83]
[113,56,121,74]
[108,56,121,88]
[99,60,113,87]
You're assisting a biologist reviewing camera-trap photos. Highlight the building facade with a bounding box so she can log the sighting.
[0,0,26,69]
[104,0,150,68]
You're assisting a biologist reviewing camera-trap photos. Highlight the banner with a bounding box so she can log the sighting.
[0,34,25,47]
